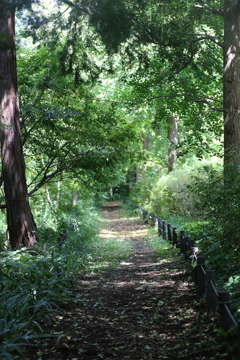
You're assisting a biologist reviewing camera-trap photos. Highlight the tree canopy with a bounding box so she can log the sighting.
[1,0,239,248]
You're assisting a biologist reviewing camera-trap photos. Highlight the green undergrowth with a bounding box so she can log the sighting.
[0,245,87,360]
[0,228,100,358]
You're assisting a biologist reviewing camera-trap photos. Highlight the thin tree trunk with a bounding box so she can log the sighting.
[56,180,61,208]
[167,115,178,173]
[73,190,78,206]
[0,6,38,249]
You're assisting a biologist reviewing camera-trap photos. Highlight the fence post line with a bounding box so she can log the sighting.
[162,220,167,239]
[206,270,217,316]
[197,256,205,297]
[167,223,172,243]
[218,291,232,331]
[172,227,177,248]
[148,215,240,354]
[157,218,162,237]
[179,230,185,253]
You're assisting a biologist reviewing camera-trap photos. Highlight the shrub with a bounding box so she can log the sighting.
[131,156,222,219]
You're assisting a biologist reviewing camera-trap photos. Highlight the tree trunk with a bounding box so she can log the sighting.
[0,6,38,249]
[167,115,178,173]
[223,0,240,169]
[73,190,78,206]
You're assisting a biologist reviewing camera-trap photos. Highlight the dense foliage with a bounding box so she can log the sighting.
[1,0,240,358]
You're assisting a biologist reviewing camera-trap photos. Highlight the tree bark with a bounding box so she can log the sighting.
[72,190,78,206]
[223,0,240,169]
[0,6,38,249]
[167,115,178,173]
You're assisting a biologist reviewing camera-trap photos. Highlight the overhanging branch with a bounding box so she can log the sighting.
[194,3,224,16]
[28,150,91,196]
[86,92,224,112]
[187,34,223,48]
[59,0,93,15]
[192,98,224,112]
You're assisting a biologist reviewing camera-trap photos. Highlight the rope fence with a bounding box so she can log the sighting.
[141,210,240,359]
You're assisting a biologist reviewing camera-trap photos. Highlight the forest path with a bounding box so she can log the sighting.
[22,202,228,360]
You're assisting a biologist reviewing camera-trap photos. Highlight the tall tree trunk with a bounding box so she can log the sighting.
[0,6,38,249]
[223,0,240,169]
[166,115,178,173]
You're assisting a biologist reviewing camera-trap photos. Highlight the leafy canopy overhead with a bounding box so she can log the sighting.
[14,0,224,197]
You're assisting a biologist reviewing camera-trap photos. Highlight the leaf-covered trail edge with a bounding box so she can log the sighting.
[22,202,230,360]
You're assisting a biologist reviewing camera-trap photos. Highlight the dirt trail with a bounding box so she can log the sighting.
[22,202,229,359]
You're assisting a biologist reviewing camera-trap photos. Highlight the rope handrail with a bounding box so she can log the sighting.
[210,280,218,297]
[200,264,206,276]
[224,303,238,327]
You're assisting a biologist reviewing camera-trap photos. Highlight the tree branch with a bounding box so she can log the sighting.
[59,0,93,15]
[187,34,223,48]
[194,3,224,16]
[87,92,224,113]
[28,150,91,196]
[192,98,224,112]
[28,168,62,196]
[172,34,223,75]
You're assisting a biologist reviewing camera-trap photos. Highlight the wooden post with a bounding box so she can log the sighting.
[184,237,193,260]
[189,239,194,248]
[158,218,162,237]
[197,256,205,297]
[179,230,185,253]
[206,270,217,316]
[172,227,177,248]
[238,320,240,360]
[142,209,147,221]
[218,291,232,331]
[183,236,190,259]
[167,223,172,242]
[162,220,167,239]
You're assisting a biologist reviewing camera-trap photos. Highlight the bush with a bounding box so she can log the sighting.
[189,163,240,247]
[130,156,222,219]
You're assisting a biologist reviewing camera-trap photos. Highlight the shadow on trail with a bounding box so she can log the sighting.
[59,251,213,360]
[39,247,224,360]
[21,203,229,360]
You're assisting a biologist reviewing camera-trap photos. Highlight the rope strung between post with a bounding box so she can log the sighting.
[210,280,218,297]
[200,264,206,276]
[223,304,238,327]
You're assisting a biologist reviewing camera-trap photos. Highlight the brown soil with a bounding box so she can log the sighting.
[21,202,231,360]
